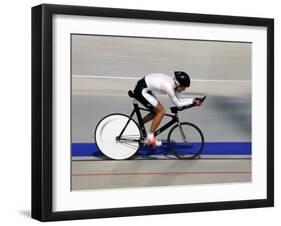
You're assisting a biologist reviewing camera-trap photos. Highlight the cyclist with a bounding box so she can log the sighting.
[133,71,202,147]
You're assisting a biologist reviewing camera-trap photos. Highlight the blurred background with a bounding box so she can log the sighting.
[71,34,251,143]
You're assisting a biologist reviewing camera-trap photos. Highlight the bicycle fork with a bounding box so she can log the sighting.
[175,113,188,143]
[178,123,188,142]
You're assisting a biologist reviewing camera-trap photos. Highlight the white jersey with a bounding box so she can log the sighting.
[144,73,194,107]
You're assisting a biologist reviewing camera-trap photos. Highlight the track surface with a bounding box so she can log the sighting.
[72,159,251,190]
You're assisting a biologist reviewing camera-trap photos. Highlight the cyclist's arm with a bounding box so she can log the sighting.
[175,91,183,99]
[168,89,194,107]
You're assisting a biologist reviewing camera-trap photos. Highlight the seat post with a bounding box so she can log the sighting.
[132,98,138,105]
[133,103,147,138]
[128,90,147,138]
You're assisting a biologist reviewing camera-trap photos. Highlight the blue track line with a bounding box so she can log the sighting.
[72,142,251,156]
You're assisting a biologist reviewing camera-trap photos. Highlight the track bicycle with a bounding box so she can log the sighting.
[95,90,206,160]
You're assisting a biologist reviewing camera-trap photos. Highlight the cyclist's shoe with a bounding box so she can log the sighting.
[145,137,162,147]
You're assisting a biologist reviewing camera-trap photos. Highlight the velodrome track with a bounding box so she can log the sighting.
[71,35,251,190]
[71,78,251,190]
[72,159,251,190]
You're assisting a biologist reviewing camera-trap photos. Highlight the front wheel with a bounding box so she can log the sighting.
[167,122,205,159]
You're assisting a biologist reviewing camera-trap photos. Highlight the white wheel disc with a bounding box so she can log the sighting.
[95,114,141,160]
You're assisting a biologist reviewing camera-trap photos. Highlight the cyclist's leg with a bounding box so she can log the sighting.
[142,91,157,123]
[141,90,165,130]
[143,112,156,124]
[133,81,163,146]
[134,83,156,112]
[142,90,157,123]
[141,89,164,146]
[145,102,164,146]
[149,102,165,133]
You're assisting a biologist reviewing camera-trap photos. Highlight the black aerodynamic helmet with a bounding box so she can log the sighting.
[174,71,190,87]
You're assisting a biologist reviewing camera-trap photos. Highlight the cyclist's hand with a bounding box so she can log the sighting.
[194,98,203,106]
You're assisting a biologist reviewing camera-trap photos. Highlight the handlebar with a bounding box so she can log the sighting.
[170,96,206,114]
[197,96,206,102]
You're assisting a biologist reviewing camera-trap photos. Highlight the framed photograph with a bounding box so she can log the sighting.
[32,4,274,221]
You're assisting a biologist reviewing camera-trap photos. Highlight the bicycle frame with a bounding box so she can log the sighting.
[116,101,180,143]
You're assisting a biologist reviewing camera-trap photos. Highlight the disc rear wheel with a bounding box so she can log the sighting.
[95,114,141,160]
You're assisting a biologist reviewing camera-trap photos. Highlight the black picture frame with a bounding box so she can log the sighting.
[32,3,274,222]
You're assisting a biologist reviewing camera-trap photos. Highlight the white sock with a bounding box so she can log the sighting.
[147,132,154,140]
